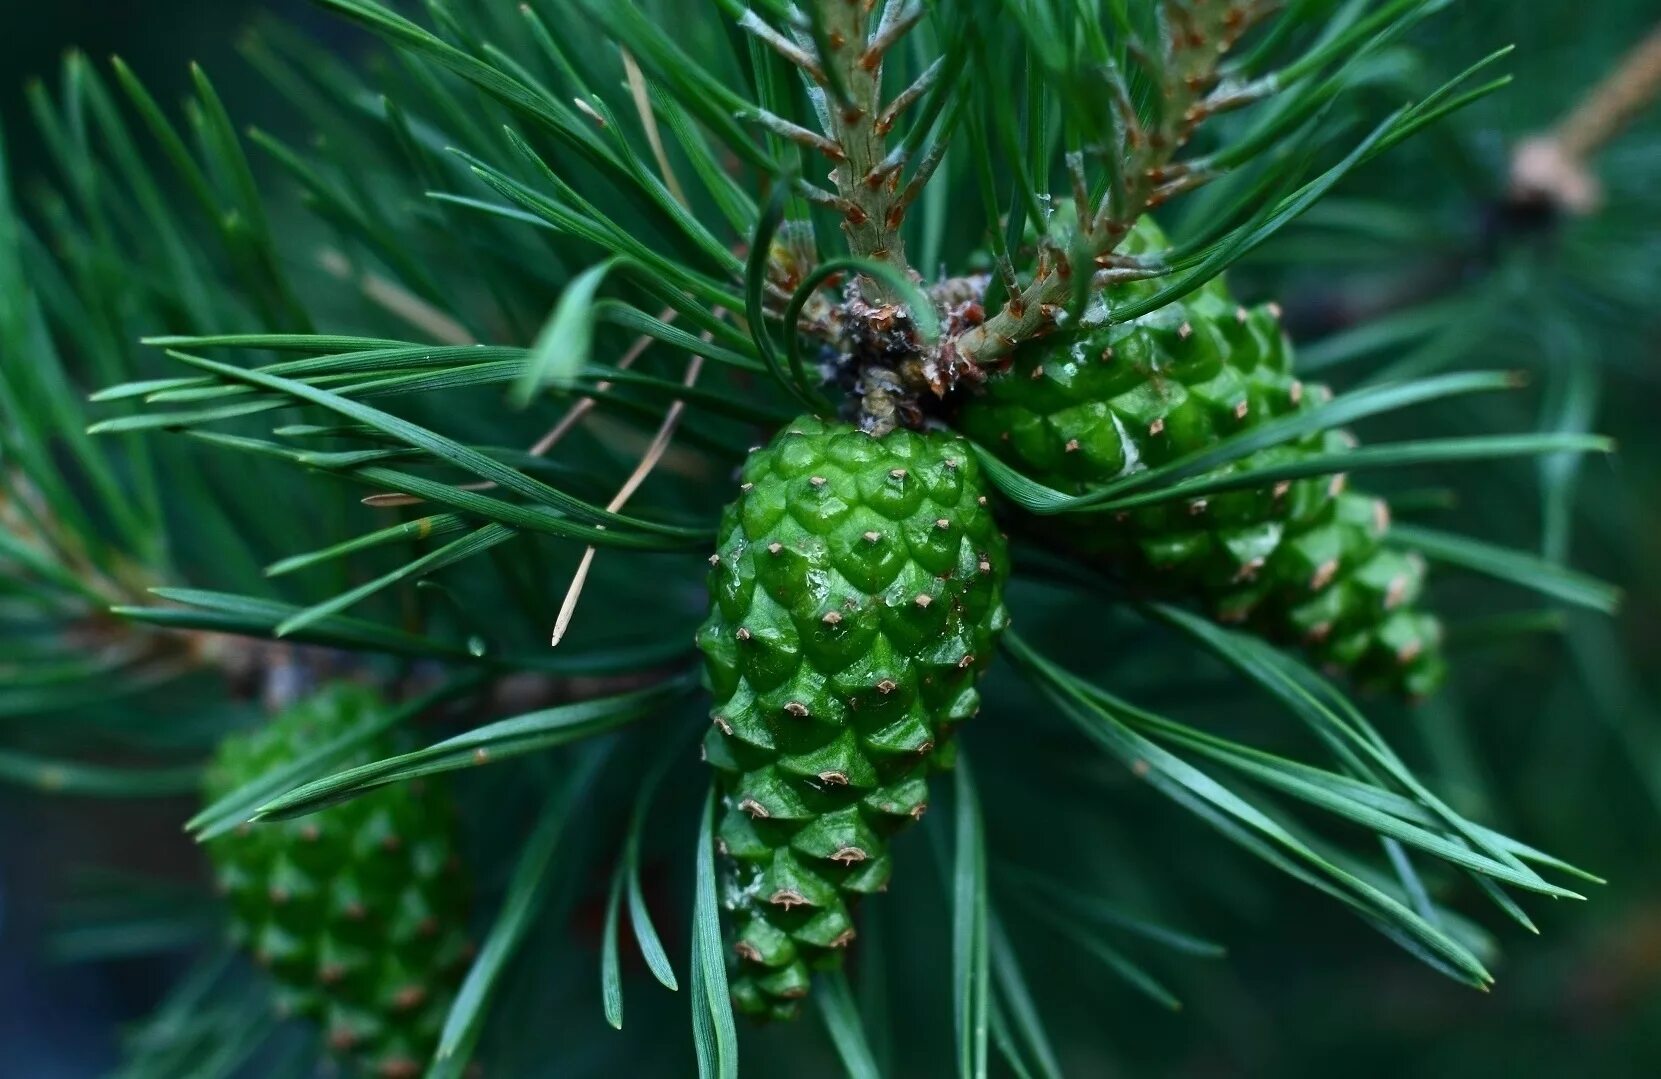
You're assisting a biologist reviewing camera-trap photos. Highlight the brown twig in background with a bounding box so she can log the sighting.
[1511,22,1661,214]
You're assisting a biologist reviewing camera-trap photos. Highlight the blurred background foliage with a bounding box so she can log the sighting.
[1,1,1657,1076]
[1215,3,1661,1075]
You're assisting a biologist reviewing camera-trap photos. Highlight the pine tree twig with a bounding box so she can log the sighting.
[860,2,924,72]
[894,134,952,220]
[1147,167,1222,209]
[876,57,942,135]
[812,0,923,289]
[955,0,1268,366]
[1092,266,1165,290]
[1197,75,1279,120]
[862,145,910,190]
[1510,21,1661,214]
[1544,22,1661,162]
[738,11,829,86]
[793,179,862,219]
[745,107,847,161]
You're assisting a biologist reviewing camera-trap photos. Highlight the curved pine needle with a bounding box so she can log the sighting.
[366,307,679,508]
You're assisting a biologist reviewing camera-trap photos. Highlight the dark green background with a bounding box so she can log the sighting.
[1,2,313,127]
[0,9,316,1074]
[3,2,1658,1076]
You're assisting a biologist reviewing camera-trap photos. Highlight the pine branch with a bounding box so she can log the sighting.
[745,1,932,295]
[956,0,1270,363]
[8,5,1631,1072]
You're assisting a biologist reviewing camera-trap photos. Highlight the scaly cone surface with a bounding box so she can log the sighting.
[957,219,1446,698]
[697,416,1011,1020]
[203,683,470,1077]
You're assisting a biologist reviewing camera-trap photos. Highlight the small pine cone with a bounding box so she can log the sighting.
[697,416,1011,1019]
[203,683,471,1075]
[957,220,1445,699]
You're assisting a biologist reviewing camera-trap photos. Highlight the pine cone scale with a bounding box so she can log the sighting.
[203,685,469,1075]
[957,223,1445,697]
[698,416,1009,1018]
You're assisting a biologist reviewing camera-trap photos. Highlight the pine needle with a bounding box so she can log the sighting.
[552,350,706,646]
[363,308,678,508]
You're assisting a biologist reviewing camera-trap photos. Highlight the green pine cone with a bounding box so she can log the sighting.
[957,224,1444,698]
[203,683,470,1077]
[696,415,1011,1020]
